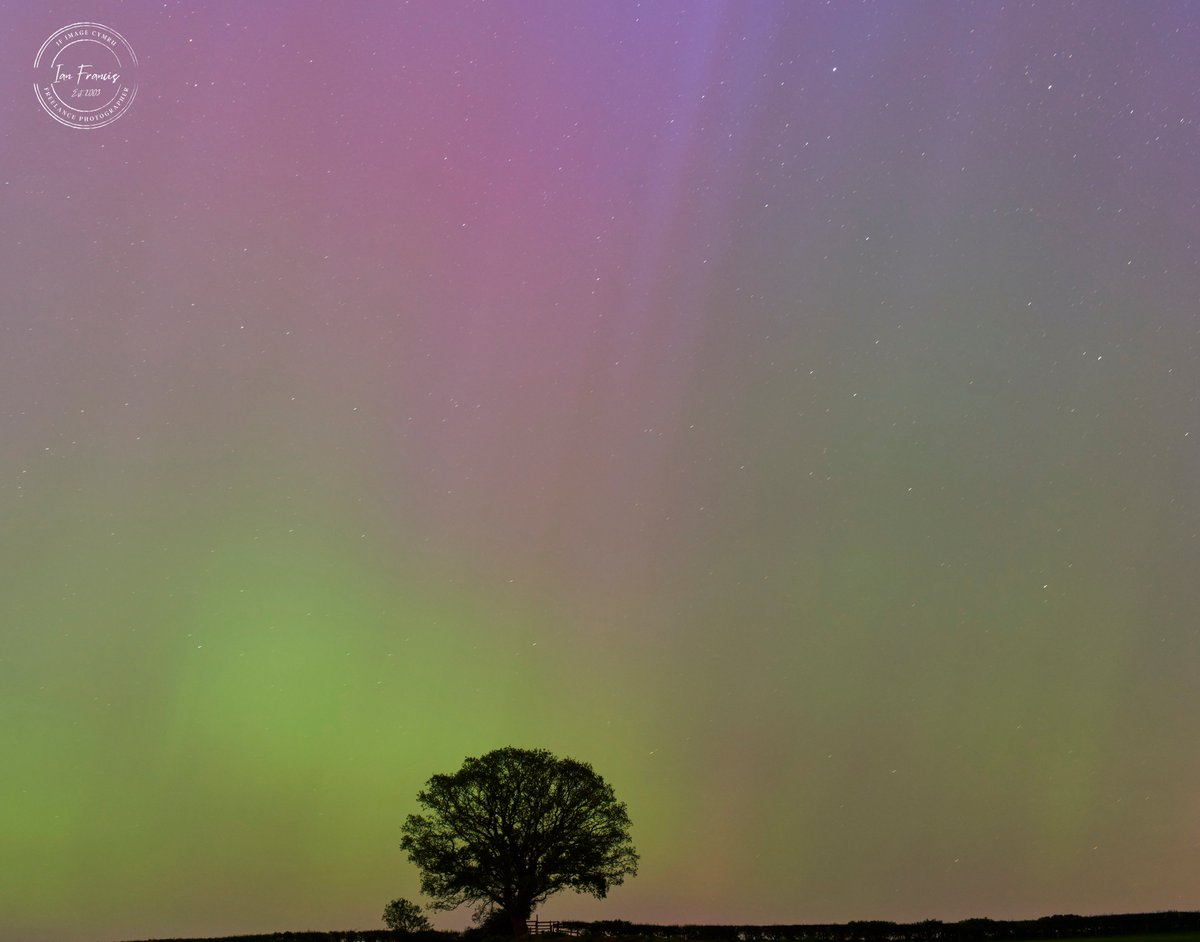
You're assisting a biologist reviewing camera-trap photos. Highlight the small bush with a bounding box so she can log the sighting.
[383,898,432,934]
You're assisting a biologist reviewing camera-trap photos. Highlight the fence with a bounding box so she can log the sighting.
[527,918,583,936]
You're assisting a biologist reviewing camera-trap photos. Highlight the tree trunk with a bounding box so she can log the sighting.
[510,911,529,937]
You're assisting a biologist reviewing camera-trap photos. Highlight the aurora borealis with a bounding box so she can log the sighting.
[2,1,1199,940]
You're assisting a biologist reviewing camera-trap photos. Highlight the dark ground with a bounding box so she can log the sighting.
[117,911,1200,942]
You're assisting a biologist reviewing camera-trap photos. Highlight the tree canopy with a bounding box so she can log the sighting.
[383,896,432,933]
[399,746,638,935]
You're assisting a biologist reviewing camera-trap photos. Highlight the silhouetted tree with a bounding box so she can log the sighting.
[399,747,638,936]
[383,897,432,933]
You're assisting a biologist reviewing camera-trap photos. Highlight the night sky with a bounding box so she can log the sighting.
[2,2,1199,941]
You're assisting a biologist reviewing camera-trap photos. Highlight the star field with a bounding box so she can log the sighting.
[1,3,1198,941]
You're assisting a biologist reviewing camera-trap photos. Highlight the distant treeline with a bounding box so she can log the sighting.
[559,912,1200,942]
[121,913,1200,942]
